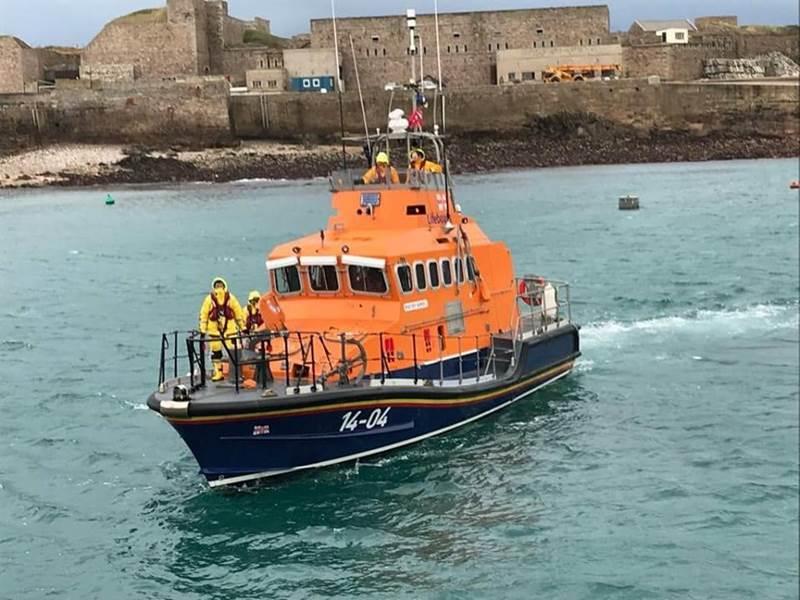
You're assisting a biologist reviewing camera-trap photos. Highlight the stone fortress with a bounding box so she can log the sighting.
[0,0,798,95]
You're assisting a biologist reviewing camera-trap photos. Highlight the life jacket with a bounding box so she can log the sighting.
[208,292,235,321]
[246,304,264,330]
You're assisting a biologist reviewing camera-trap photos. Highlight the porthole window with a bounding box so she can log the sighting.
[415,262,427,291]
[428,260,440,289]
[440,258,453,286]
[396,264,413,293]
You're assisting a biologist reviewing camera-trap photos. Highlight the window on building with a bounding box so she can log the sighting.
[309,265,339,292]
[348,266,387,294]
[252,80,262,88]
[488,43,492,51]
[579,39,583,46]
[505,42,509,49]
[447,45,451,53]
[464,45,468,52]
[550,40,555,47]
[423,46,427,54]
[440,259,453,286]
[428,261,440,289]
[522,71,535,81]
[496,43,500,50]
[597,38,601,45]
[383,48,387,56]
[453,32,461,38]
[414,262,427,291]
[374,48,378,56]
[396,265,413,293]
[259,60,265,68]
[536,28,544,34]
[268,80,277,88]
[365,48,369,56]
[455,45,459,53]
[372,35,380,42]
[533,41,537,48]
[507,72,516,81]
[274,266,301,294]
[675,32,685,40]
[588,38,592,45]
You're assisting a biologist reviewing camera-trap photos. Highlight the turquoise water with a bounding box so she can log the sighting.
[1,159,798,599]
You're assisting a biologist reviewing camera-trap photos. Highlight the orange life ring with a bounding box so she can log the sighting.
[519,278,545,306]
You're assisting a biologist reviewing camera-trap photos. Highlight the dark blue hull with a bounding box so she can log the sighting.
[153,326,580,487]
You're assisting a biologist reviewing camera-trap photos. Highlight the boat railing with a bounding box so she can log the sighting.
[329,168,446,192]
[156,328,517,396]
[513,276,573,342]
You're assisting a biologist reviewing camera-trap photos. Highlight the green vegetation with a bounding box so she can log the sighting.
[112,7,167,25]
[242,29,289,49]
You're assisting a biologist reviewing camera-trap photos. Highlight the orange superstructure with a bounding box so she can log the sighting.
[257,136,518,383]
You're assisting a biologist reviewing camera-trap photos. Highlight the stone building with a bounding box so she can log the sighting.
[310,5,612,89]
[81,0,275,83]
[628,19,696,45]
[0,37,40,94]
[497,44,623,84]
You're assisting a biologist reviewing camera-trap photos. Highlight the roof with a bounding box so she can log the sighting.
[633,19,697,32]
[0,36,31,49]
[311,5,608,24]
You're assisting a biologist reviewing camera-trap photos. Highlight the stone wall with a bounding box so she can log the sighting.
[623,44,737,80]
[0,78,232,146]
[80,64,136,82]
[37,48,81,80]
[0,38,25,94]
[695,16,739,30]
[229,80,799,140]
[283,48,338,79]
[310,6,611,89]
[738,31,800,62]
[222,48,284,85]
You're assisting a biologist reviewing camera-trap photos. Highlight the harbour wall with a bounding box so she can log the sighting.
[1,79,797,152]
[230,80,800,140]
[0,78,232,149]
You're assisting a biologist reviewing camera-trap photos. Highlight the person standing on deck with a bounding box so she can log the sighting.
[362,152,400,184]
[408,148,442,174]
[199,277,246,382]
[244,290,264,334]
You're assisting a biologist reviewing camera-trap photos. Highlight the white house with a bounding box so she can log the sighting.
[629,19,697,44]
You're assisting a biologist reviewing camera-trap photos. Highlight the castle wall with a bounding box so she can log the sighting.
[222,48,283,85]
[497,44,623,83]
[0,39,25,94]
[310,6,611,89]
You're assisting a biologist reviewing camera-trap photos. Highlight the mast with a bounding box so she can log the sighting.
[406,9,417,113]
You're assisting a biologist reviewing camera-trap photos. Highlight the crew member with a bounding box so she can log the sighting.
[362,152,400,184]
[199,277,246,382]
[408,148,443,174]
[244,290,264,333]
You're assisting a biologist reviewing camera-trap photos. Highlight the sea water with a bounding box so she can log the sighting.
[0,159,797,599]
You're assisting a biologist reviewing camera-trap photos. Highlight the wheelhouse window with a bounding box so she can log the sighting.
[396,265,413,294]
[440,258,453,286]
[309,265,339,292]
[274,266,301,294]
[348,265,388,294]
[428,260,440,289]
[414,262,427,291]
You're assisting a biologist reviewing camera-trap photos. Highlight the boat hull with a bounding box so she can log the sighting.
[155,326,580,487]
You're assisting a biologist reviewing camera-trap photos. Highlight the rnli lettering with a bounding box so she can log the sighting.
[403,299,429,312]
[340,408,391,432]
[252,425,270,436]
[427,214,449,225]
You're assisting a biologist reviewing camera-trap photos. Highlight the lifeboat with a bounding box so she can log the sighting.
[146,131,581,488]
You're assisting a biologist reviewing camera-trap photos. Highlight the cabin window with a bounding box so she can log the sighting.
[414,262,427,291]
[454,257,465,283]
[467,256,477,281]
[348,265,387,294]
[440,258,453,286]
[428,260,440,289]
[309,265,339,292]
[396,264,413,294]
[274,266,301,294]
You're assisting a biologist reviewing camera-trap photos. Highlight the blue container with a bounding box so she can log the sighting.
[289,76,336,92]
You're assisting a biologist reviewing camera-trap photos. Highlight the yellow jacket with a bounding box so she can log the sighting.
[362,165,400,184]
[410,159,443,173]
[199,290,246,336]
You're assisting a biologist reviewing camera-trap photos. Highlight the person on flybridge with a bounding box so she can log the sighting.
[362,152,400,184]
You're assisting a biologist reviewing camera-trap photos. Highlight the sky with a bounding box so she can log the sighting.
[1,0,797,47]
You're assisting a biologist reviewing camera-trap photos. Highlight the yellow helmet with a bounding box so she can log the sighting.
[248,290,260,303]
[211,277,227,291]
[375,152,390,165]
[409,147,425,160]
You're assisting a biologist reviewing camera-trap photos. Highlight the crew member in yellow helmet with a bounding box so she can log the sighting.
[408,148,443,174]
[362,151,400,184]
[199,277,246,382]
[244,290,264,334]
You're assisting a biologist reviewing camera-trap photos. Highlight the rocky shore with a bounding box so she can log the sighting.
[0,117,796,189]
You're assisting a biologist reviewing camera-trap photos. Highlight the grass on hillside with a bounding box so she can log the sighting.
[112,7,167,25]
[241,29,289,49]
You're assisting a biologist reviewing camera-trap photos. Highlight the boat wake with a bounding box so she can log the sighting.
[581,303,799,349]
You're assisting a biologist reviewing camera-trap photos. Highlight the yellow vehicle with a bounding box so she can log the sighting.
[543,64,620,83]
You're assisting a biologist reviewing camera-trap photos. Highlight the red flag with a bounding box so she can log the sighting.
[408,107,424,130]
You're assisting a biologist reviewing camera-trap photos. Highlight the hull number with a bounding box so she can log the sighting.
[340,408,391,432]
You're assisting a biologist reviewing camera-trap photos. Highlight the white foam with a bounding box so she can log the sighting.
[582,304,798,349]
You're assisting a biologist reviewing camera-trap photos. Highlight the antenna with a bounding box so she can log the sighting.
[331,0,347,169]
[349,34,371,158]
[406,8,417,113]
[434,0,445,131]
